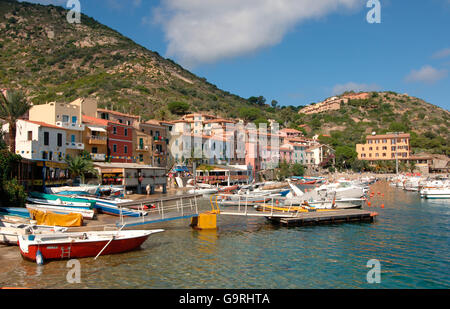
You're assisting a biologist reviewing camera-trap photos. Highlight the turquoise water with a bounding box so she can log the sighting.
[0,181,449,288]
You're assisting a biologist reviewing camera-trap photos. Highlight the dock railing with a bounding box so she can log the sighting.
[115,194,201,227]
[211,193,304,218]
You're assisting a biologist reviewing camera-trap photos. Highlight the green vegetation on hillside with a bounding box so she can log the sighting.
[0,1,448,158]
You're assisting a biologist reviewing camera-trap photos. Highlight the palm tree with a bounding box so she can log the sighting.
[0,90,31,154]
[66,155,99,184]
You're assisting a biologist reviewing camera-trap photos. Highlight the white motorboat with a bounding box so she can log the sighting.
[420,187,450,199]
[0,220,67,245]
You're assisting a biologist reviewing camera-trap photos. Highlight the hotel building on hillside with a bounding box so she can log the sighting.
[356,133,411,161]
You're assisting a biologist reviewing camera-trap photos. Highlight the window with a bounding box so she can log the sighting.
[71,116,77,123]
[113,127,117,135]
[49,151,53,161]
[113,144,117,153]
[71,135,75,143]
[124,128,128,136]
[92,147,98,154]
[62,115,69,122]
[44,132,49,146]
[57,133,63,147]
[139,154,143,162]
[124,146,128,154]
[119,119,123,124]
[42,151,47,160]
[27,131,33,141]
[127,121,131,126]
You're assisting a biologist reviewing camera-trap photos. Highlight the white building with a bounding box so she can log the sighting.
[2,119,67,163]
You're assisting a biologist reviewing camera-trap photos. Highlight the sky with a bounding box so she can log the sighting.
[21,0,450,110]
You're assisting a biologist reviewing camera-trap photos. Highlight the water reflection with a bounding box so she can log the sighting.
[0,181,449,288]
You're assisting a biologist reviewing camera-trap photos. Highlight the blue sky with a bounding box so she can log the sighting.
[23,0,450,110]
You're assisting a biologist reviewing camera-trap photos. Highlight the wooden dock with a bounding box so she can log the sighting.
[267,209,378,226]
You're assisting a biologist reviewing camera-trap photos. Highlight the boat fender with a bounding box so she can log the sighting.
[36,250,44,265]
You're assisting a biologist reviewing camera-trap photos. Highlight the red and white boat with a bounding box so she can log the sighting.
[17,229,164,263]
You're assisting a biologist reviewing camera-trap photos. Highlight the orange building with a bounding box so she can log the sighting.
[356,133,411,161]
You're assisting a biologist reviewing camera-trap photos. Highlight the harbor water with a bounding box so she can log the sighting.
[0,181,449,289]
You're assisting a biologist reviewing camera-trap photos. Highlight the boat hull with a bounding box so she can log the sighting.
[19,235,150,261]
[18,230,163,261]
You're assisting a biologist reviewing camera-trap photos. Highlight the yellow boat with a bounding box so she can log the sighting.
[254,203,337,213]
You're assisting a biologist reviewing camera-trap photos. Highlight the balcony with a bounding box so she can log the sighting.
[153,136,167,144]
[91,153,106,161]
[56,121,85,131]
[136,145,150,152]
[88,135,107,145]
[66,142,85,150]
[153,151,166,157]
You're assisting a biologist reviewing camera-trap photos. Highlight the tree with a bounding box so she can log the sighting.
[271,100,278,108]
[66,155,99,184]
[335,146,357,170]
[238,107,261,122]
[0,149,26,207]
[168,101,190,115]
[247,96,266,106]
[408,161,416,173]
[0,90,31,154]
[292,163,305,176]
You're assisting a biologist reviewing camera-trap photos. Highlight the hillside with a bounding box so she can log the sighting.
[1,0,449,157]
[288,91,450,156]
[0,0,252,121]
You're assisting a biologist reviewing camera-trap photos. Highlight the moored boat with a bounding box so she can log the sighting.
[26,204,95,220]
[18,229,164,263]
[26,197,93,209]
[420,187,450,199]
[0,207,30,219]
[29,192,96,208]
[0,220,67,246]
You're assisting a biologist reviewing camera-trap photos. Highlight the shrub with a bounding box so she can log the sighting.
[168,101,190,115]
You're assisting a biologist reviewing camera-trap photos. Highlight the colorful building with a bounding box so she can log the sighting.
[356,133,411,161]
[82,115,108,162]
[28,101,86,159]
[3,119,67,163]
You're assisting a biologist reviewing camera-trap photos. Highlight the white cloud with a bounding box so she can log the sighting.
[153,0,362,67]
[332,82,380,95]
[432,48,450,59]
[405,65,448,84]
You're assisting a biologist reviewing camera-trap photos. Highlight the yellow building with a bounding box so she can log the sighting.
[82,115,108,162]
[28,101,86,158]
[356,133,411,161]
[134,130,153,165]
